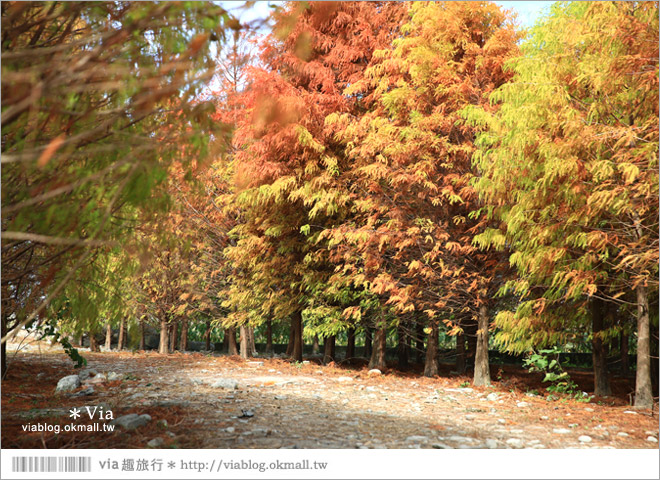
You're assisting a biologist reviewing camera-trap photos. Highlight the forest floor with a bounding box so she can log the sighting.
[1,341,659,450]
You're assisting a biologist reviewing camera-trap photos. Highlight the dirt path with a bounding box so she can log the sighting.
[2,351,658,449]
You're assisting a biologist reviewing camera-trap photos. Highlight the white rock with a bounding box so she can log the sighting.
[647,436,658,443]
[497,418,506,425]
[486,393,498,402]
[365,386,377,392]
[367,369,382,376]
[465,415,476,421]
[578,435,592,443]
[405,435,429,443]
[55,375,81,393]
[147,437,164,448]
[584,408,594,412]
[336,376,354,382]
[246,361,264,367]
[616,432,629,437]
[484,439,498,449]
[623,410,638,415]
[506,438,524,449]
[540,416,549,420]
[111,413,151,430]
[210,378,239,389]
[516,401,530,408]
[107,371,122,381]
[553,428,571,434]
[85,374,106,385]
[225,427,235,433]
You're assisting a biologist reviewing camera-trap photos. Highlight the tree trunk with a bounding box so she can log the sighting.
[397,325,409,370]
[104,322,112,350]
[369,327,387,370]
[226,327,238,356]
[364,327,372,358]
[323,335,336,364]
[240,325,250,359]
[634,285,652,408]
[415,320,425,363]
[139,320,146,351]
[465,319,477,369]
[346,328,356,360]
[158,319,169,354]
[424,322,439,377]
[117,318,126,350]
[291,311,303,362]
[248,327,257,356]
[77,334,84,347]
[89,332,99,352]
[286,321,295,356]
[204,320,212,351]
[456,331,466,375]
[620,332,629,376]
[312,334,320,354]
[650,317,659,398]
[591,297,611,396]
[473,304,491,386]
[265,320,273,354]
[179,318,189,351]
[169,322,178,353]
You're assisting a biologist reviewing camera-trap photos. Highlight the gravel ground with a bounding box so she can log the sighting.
[6,351,653,450]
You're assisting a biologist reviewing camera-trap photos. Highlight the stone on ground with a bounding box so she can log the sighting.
[506,438,524,448]
[210,378,239,389]
[55,375,81,393]
[147,437,164,448]
[70,387,95,397]
[111,413,151,430]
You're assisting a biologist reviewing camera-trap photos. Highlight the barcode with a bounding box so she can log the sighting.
[11,456,91,473]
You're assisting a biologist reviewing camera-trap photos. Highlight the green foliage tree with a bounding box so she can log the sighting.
[1,1,238,373]
[466,1,658,406]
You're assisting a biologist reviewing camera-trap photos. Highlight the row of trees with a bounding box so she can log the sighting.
[2,2,658,408]
[1,1,240,374]
[211,1,658,407]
